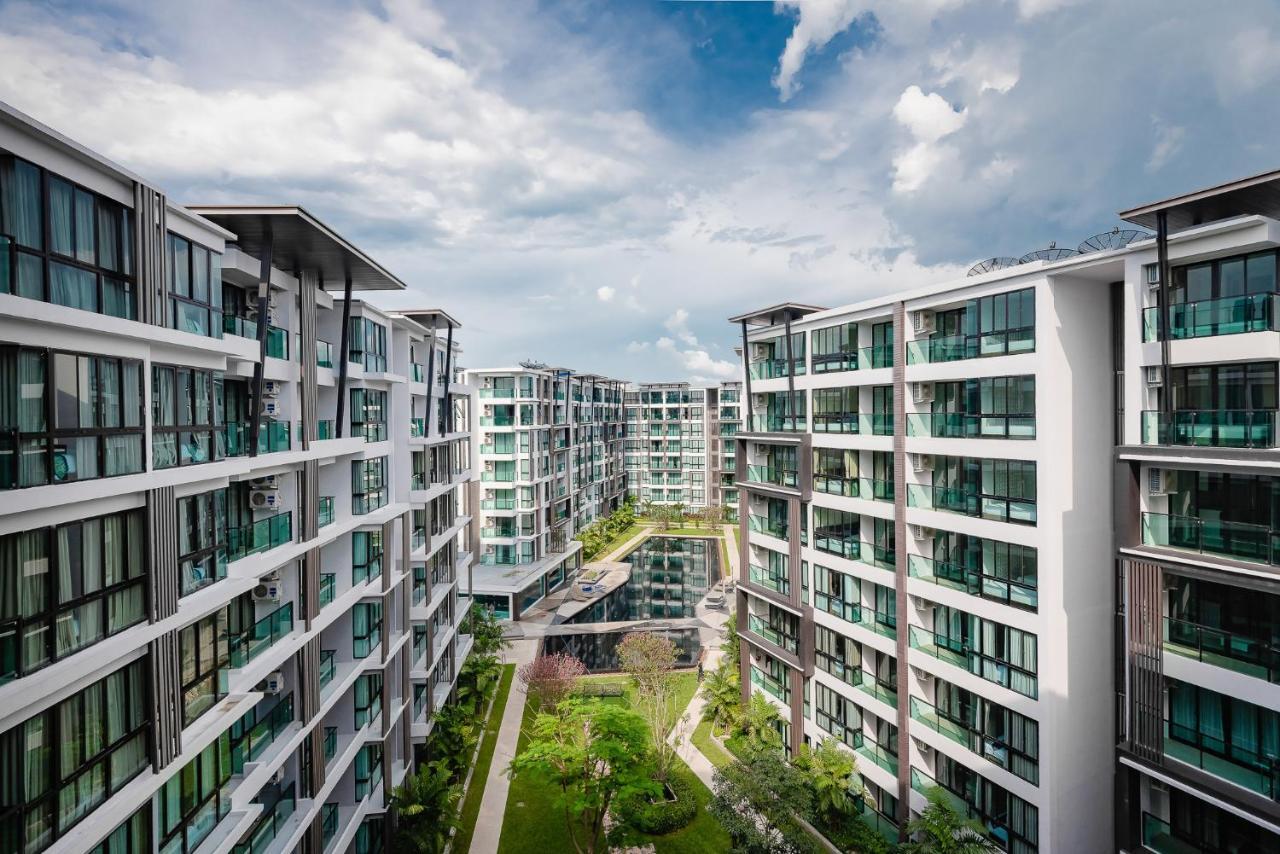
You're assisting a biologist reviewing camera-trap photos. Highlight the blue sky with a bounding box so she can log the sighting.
[2,0,1279,380]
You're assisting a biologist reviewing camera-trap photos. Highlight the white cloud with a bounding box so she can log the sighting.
[892,85,967,142]
[1146,118,1185,173]
[625,340,650,353]
[655,337,737,380]
[772,0,863,101]
[932,42,1020,95]
[663,308,699,346]
[596,285,616,302]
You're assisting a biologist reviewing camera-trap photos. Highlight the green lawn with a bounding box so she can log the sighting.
[498,672,729,854]
[717,536,730,579]
[691,717,734,770]
[588,521,647,560]
[651,527,724,537]
[452,664,515,853]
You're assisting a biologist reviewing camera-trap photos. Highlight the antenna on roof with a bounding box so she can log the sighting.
[1018,241,1078,264]
[1077,226,1152,254]
[966,257,1020,277]
[519,359,548,370]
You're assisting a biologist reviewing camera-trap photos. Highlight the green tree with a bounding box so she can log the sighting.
[428,702,478,775]
[722,610,740,664]
[508,698,658,854]
[463,601,510,659]
[793,738,867,824]
[457,651,502,714]
[743,691,783,750]
[700,662,742,733]
[616,631,683,781]
[709,747,817,854]
[899,787,1001,853]
[390,761,462,854]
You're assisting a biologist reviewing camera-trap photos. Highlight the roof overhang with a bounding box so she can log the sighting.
[395,308,462,330]
[728,302,826,326]
[185,205,406,291]
[1120,168,1280,231]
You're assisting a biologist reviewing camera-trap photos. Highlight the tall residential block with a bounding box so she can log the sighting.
[0,103,475,854]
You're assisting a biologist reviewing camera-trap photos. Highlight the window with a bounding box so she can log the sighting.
[353,601,383,658]
[177,488,228,596]
[813,506,858,559]
[353,530,383,585]
[352,456,388,514]
[0,346,144,489]
[1,154,139,320]
[934,753,1039,853]
[91,804,151,854]
[350,388,388,442]
[180,594,253,725]
[871,386,893,434]
[354,743,383,800]
[931,456,1037,525]
[969,287,1035,357]
[932,604,1038,698]
[0,659,149,852]
[348,317,387,372]
[815,623,859,684]
[935,676,1040,784]
[811,322,857,373]
[813,565,859,623]
[166,232,223,338]
[355,673,383,728]
[929,532,1038,610]
[155,730,233,854]
[929,376,1036,439]
[152,365,225,469]
[1171,250,1278,305]
[869,321,893,368]
[812,387,857,433]
[814,681,861,748]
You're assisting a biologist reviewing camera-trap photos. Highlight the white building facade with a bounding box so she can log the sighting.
[0,103,475,854]
[464,366,626,620]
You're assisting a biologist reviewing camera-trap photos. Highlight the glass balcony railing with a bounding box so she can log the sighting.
[858,413,893,436]
[479,388,516,398]
[909,696,970,747]
[908,624,1038,698]
[747,614,798,654]
[908,484,1037,525]
[481,526,516,538]
[854,802,899,847]
[319,649,336,690]
[481,497,517,510]
[410,417,426,437]
[814,529,860,561]
[859,478,895,502]
[859,542,895,572]
[318,496,334,528]
[322,726,338,764]
[749,563,790,596]
[233,783,296,854]
[227,511,293,562]
[1141,409,1277,448]
[749,359,804,380]
[231,694,295,773]
[856,738,899,776]
[750,666,790,703]
[811,352,858,373]
[748,514,789,539]
[1164,617,1279,682]
[1164,719,1280,799]
[858,344,893,369]
[746,465,799,488]
[411,363,425,382]
[1143,293,1279,342]
[316,339,334,369]
[813,474,857,497]
[228,602,294,668]
[1142,511,1280,566]
[857,674,898,709]
[479,443,516,455]
[319,573,336,608]
[223,420,292,456]
[906,412,1035,440]
[910,769,986,830]
[481,470,515,482]
[908,555,1038,610]
[480,415,515,427]
[812,413,859,433]
[750,414,807,433]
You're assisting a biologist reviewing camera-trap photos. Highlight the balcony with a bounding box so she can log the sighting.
[481,526,517,538]
[319,649,336,690]
[1164,719,1279,799]
[319,573,335,608]
[223,314,290,360]
[908,624,1038,698]
[480,388,516,398]
[747,614,798,654]
[860,413,893,436]
[1143,293,1278,342]
[228,602,294,668]
[859,478,894,502]
[906,412,1035,440]
[858,344,893,369]
[748,563,790,596]
[1142,511,1280,566]
[410,417,426,437]
[316,339,334,369]
[750,665,790,703]
[233,783,296,854]
[1164,617,1279,682]
[481,497,517,510]
[230,693,295,773]
[813,474,857,497]
[749,359,802,380]
[224,419,292,456]
[813,528,860,561]
[857,674,898,709]
[481,470,515,483]
[227,511,293,562]
[318,496,334,528]
[909,695,969,746]
[480,415,515,427]
[746,465,799,489]
[908,555,1038,611]
[1141,409,1277,449]
[812,413,859,434]
[907,484,1036,525]
[812,352,858,373]
[748,514,789,539]
[750,415,807,433]
[855,738,899,776]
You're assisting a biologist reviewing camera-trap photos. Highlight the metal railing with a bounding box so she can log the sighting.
[226,511,292,562]
[1143,293,1279,342]
[1141,409,1277,448]
[907,484,1037,525]
[228,602,294,668]
[1164,617,1279,682]
[907,554,1038,611]
[1143,511,1280,566]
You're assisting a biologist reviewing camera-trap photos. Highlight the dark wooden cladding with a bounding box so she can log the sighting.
[148,630,183,770]
[132,183,167,328]
[298,636,321,723]
[299,269,319,448]
[1125,558,1164,763]
[147,485,179,621]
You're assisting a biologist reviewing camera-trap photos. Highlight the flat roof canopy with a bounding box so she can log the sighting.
[1119,168,1280,231]
[187,205,407,291]
[397,308,463,330]
[728,302,825,326]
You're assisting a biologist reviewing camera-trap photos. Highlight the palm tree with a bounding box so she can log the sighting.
[391,761,463,854]
[796,738,866,822]
[700,664,741,732]
[457,652,502,714]
[743,691,783,749]
[899,787,1001,853]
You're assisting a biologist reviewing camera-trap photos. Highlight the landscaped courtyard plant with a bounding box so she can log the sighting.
[616,631,684,782]
[709,745,819,854]
[508,697,658,854]
[390,760,463,854]
[518,651,588,711]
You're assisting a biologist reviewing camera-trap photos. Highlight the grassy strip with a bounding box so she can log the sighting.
[690,717,734,770]
[585,521,647,561]
[499,673,727,854]
[717,536,730,579]
[649,527,724,537]
[452,664,516,853]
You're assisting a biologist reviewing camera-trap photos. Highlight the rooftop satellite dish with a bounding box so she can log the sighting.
[519,359,548,370]
[1077,226,1152,254]
[966,257,1020,277]
[1018,241,1078,264]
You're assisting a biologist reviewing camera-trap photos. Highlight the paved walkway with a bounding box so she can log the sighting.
[670,585,732,790]
[469,636,539,854]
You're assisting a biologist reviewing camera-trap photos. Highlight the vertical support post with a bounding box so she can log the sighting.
[783,316,797,428]
[425,327,437,439]
[248,231,273,457]
[740,321,753,429]
[441,322,455,435]
[334,275,353,438]
[1156,211,1172,421]
[891,301,911,837]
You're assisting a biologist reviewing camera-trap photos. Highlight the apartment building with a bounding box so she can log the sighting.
[1113,175,1280,853]
[710,380,743,521]
[731,171,1280,854]
[624,382,710,508]
[464,366,626,620]
[0,102,475,854]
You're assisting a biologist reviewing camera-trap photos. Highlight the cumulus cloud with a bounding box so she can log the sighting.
[1146,118,1185,173]
[772,0,863,101]
[663,308,699,346]
[596,285,616,302]
[655,337,737,380]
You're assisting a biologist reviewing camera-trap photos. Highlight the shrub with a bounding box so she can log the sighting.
[613,767,698,834]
